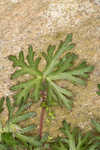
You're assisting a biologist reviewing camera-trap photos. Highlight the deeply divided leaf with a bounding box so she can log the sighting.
[8,34,94,110]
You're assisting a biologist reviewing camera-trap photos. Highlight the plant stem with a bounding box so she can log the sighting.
[39,106,45,139]
[39,88,47,139]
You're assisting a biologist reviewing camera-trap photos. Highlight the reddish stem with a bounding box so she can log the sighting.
[39,106,45,139]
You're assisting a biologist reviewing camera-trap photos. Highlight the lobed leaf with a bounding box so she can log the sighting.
[57,53,78,73]
[44,33,75,76]
[48,72,86,85]
[16,134,41,146]
[48,80,73,110]
[6,97,14,120]
[26,45,35,67]
[9,47,42,80]
[11,112,36,124]
[55,120,97,150]
[42,45,56,70]
[30,78,42,102]
[15,102,33,116]
[21,125,36,134]
[48,61,94,86]
[8,33,94,113]
[19,51,24,63]
[11,79,40,105]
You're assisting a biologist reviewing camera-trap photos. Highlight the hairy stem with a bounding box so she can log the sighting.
[39,106,45,139]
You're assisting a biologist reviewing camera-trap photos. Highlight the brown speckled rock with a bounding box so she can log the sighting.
[0,0,100,136]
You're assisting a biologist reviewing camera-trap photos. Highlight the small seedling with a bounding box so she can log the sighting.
[0,97,37,150]
[50,120,99,150]
[8,33,94,139]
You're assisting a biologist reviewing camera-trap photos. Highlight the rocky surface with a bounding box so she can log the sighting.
[0,0,100,136]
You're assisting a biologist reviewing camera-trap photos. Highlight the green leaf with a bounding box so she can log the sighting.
[1,132,17,146]
[21,125,36,133]
[97,84,100,89]
[0,97,5,113]
[0,120,3,129]
[68,62,94,78]
[19,51,24,63]
[26,45,35,66]
[11,69,27,79]
[41,133,49,143]
[9,33,94,114]
[47,45,56,59]
[47,83,58,106]
[48,72,86,85]
[48,61,94,85]
[91,120,100,133]
[56,120,97,150]
[34,57,41,69]
[10,79,36,91]
[12,112,36,123]
[42,45,56,70]
[16,134,41,146]
[11,79,40,105]
[57,53,78,73]
[15,102,33,116]
[0,144,7,150]
[8,53,26,68]
[96,91,100,96]
[9,50,41,79]
[6,97,14,119]
[88,143,100,150]
[97,84,100,96]
[48,80,73,110]
[13,91,29,106]
[0,95,37,150]
[30,78,42,102]
[8,55,17,68]
[44,33,75,76]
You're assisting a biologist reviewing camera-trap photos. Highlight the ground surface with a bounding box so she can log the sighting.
[0,0,100,136]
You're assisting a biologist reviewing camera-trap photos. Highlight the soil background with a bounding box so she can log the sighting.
[0,0,100,137]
